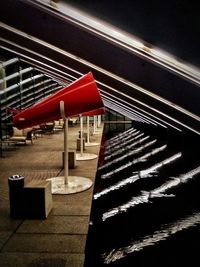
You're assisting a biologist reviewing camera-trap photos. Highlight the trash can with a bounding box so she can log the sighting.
[8,175,24,218]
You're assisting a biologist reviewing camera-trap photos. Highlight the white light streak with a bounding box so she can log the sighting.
[101,145,167,179]
[103,212,200,264]
[100,137,153,171]
[102,153,182,221]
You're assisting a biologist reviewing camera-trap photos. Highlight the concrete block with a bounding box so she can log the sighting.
[23,180,52,219]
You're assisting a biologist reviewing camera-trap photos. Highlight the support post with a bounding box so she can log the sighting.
[98,115,101,127]
[64,117,68,184]
[87,116,90,144]
[80,115,83,157]
[93,115,96,134]
[60,101,68,185]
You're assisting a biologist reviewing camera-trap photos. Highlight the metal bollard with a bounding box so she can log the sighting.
[8,175,24,218]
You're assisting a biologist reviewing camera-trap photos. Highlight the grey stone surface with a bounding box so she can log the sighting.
[0,201,23,231]
[17,215,89,234]
[0,231,13,249]
[0,124,103,267]
[3,233,86,253]
[51,203,91,216]
[0,252,84,267]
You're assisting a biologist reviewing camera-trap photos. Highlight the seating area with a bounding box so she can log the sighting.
[54,119,64,131]
[9,127,34,144]
[69,117,78,126]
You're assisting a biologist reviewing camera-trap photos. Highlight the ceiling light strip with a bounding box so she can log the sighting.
[101,89,180,130]
[0,43,78,82]
[34,0,200,82]
[1,23,198,122]
[99,82,199,134]
[103,98,153,125]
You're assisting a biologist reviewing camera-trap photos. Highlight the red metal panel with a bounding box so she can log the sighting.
[13,72,104,129]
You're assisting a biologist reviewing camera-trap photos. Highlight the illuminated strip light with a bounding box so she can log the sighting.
[103,96,152,123]
[21,85,62,108]
[0,44,79,85]
[38,72,68,86]
[150,48,200,81]
[0,50,69,87]
[0,74,44,95]
[21,84,59,102]
[36,0,200,83]
[103,212,200,264]
[1,37,198,136]
[101,145,167,179]
[106,104,144,123]
[103,98,154,125]
[61,6,200,84]
[1,23,199,128]
[1,79,53,104]
[103,93,171,128]
[105,102,151,125]
[0,39,81,81]
[101,87,184,132]
[102,152,182,221]
[104,133,145,160]
[103,94,168,128]
[22,62,71,85]
[0,67,33,83]
[105,130,140,152]
[25,62,73,84]
[103,100,143,123]
[1,57,19,67]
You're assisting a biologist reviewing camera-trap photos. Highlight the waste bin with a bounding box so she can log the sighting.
[8,175,24,218]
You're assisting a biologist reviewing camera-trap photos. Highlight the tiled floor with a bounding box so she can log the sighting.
[0,124,103,267]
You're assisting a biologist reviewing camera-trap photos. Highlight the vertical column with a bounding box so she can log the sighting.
[64,118,68,184]
[93,115,96,134]
[98,115,101,127]
[87,116,90,144]
[80,115,83,156]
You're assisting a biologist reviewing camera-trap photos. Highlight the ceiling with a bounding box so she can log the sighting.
[0,0,200,135]
[64,0,200,68]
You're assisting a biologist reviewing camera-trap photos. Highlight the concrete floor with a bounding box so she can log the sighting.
[0,123,103,267]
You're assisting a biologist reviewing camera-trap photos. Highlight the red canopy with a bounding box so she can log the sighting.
[13,72,104,129]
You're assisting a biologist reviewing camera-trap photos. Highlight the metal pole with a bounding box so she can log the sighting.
[98,115,101,127]
[93,115,96,133]
[80,115,83,156]
[87,116,90,144]
[60,100,68,185]
[64,117,68,185]
[95,115,98,132]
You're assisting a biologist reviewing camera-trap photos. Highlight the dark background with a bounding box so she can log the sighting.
[64,0,200,68]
